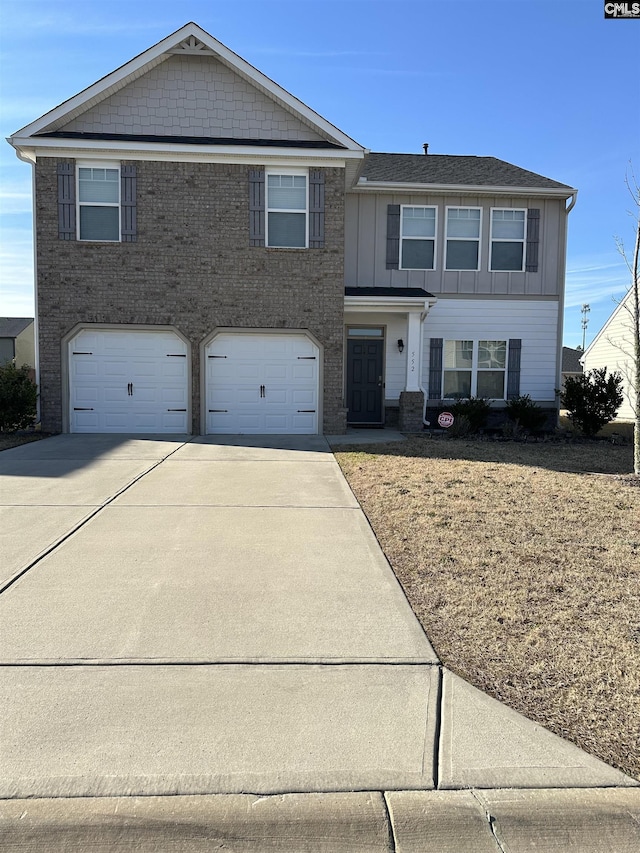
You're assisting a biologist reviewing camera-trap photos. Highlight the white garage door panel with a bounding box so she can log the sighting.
[69,330,189,434]
[206,333,319,434]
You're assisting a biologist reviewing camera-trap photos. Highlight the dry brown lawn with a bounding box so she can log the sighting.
[0,432,45,453]
[336,435,640,781]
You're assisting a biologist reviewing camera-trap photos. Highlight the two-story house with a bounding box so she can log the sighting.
[9,22,576,435]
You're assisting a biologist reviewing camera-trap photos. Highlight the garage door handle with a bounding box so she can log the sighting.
[260,385,265,398]
[127,383,133,396]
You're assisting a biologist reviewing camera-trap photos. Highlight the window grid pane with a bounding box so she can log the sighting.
[401,239,435,270]
[79,206,120,241]
[444,340,473,369]
[447,208,480,238]
[78,168,119,204]
[477,370,506,399]
[491,242,524,271]
[478,341,506,369]
[443,371,472,398]
[267,212,306,248]
[402,207,436,238]
[446,241,479,270]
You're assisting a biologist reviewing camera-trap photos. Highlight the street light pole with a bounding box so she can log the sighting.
[581,303,590,351]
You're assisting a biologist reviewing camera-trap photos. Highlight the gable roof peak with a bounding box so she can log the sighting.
[9,21,365,156]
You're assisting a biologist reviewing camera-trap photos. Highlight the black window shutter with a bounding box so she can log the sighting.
[57,162,75,240]
[506,339,522,399]
[386,204,400,269]
[121,165,137,242]
[428,338,443,399]
[525,209,540,272]
[249,169,265,247]
[309,170,325,248]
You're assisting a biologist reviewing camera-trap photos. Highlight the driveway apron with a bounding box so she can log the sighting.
[0,434,439,797]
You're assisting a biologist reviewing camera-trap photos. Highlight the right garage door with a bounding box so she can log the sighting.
[205,333,319,434]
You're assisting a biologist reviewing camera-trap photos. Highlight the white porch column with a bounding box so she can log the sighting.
[404,310,423,391]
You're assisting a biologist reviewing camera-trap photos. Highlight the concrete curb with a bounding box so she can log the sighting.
[2,789,639,852]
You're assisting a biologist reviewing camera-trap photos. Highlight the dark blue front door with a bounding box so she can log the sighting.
[347,339,384,424]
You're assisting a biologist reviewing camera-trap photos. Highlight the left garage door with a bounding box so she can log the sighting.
[69,329,189,433]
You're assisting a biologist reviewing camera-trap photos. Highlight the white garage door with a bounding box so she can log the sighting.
[206,333,319,434]
[69,329,189,433]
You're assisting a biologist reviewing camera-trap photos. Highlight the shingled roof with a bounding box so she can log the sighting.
[0,317,33,338]
[359,153,572,190]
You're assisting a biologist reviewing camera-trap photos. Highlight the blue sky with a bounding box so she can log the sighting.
[1,0,638,347]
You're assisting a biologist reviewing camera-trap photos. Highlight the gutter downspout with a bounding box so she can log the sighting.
[419,298,438,426]
[556,190,579,414]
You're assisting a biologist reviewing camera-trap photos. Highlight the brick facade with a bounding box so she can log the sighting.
[35,158,347,434]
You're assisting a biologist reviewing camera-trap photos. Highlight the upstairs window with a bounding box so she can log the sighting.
[443,339,507,398]
[77,166,120,241]
[266,173,307,248]
[400,206,436,269]
[490,209,526,271]
[445,208,481,270]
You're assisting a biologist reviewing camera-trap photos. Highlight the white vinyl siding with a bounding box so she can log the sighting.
[423,299,559,401]
[266,173,308,248]
[445,208,481,271]
[77,165,120,241]
[582,292,636,420]
[400,206,436,270]
[490,209,526,271]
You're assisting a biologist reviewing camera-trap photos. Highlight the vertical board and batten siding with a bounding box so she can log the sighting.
[344,194,565,297]
[421,299,559,401]
[582,293,636,420]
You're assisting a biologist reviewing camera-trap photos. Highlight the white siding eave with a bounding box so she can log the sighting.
[353,181,576,200]
[12,139,356,168]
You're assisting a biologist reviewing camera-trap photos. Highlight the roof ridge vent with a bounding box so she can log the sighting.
[168,35,217,56]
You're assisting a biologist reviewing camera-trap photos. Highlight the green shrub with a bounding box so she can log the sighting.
[560,367,623,437]
[448,397,491,433]
[0,363,38,432]
[505,394,547,433]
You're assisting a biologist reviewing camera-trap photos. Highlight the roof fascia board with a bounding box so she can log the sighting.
[10,23,365,154]
[11,137,359,167]
[353,180,575,198]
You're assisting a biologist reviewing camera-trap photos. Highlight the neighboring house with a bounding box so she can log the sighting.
[0,318,35,372]
[561,346,583,390]
[582,291,637,421]
[8,23,577,435]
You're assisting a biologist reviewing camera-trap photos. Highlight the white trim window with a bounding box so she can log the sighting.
[445,207,481,271]
[443,339,507,399]
[77,164,120,241]
[266,172,308,248]
[490,209,526,271]
[400,206,436,269]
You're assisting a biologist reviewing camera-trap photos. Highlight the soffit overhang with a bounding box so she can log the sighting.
[352,179,577,199]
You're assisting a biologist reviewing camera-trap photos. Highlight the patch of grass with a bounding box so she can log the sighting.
[0,432,46,453]
[336,435,640,780]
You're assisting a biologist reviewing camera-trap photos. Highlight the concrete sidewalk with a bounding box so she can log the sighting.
[1,433,638,849]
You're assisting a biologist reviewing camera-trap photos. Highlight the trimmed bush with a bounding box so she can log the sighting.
[505,394,547,433]
[449,397,491,433]
[0,363,38,432]
[560,367,623,437]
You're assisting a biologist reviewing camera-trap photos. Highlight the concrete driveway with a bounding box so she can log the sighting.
[1,433,638,850]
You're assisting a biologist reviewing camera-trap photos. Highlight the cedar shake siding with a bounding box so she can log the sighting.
[35,158,346,434]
